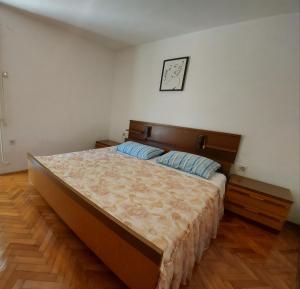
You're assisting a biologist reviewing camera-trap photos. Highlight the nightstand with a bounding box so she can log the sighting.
[225,174,293,231]
[95,140,120,149]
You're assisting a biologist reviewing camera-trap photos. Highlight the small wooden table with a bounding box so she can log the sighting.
[95,140,120,149]
[225,174,293,231]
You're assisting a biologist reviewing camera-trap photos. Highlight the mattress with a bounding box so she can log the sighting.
[148,155,226,198]
[116,148,226,199]
[36,147,223,289]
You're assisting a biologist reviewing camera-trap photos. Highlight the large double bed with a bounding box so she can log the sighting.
[28,120,241,289]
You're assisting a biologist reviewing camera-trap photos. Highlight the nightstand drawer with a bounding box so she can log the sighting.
[95,140,120,149]
[226,185,291,218]
[95,143,109,149]
[225,201,284,230]
[227,175,293,231]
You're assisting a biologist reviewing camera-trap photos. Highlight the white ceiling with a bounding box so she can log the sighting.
[1,0,299,49]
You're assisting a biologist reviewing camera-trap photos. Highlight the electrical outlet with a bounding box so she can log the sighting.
[122,131,129,139]
[237,164,248,173]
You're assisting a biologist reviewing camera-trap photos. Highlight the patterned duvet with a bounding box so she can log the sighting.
[36,147,221,289]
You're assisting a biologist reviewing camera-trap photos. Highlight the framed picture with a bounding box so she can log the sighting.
[159,56,189,91]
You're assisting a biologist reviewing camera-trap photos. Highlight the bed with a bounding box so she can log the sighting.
[28,120,241,289]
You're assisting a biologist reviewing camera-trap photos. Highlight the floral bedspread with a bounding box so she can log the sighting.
[36,147,221,289]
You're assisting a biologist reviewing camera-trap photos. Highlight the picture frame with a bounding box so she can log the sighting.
[159,56,189,91]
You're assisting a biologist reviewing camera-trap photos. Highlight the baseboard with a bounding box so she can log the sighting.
[286,221,300,229]
[0,169,28,176]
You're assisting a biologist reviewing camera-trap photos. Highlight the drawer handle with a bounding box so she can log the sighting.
[244,206,281,221]
[264,199,288,208]
[258,212,281,222]
[250,194,265,201]
[248,193,288,208]
[244,207,259,214]
[230,189,250,197]
[252,197,288,208]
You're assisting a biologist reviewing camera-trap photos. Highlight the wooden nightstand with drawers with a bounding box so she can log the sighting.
[225,174,293,231]
[95,140,120,149]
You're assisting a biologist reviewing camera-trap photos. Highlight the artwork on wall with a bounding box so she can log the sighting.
[159,56,189,91]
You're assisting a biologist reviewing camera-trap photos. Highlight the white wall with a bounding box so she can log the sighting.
[1,6,299,224]
[0,5,115,174]
[109,13,300,223]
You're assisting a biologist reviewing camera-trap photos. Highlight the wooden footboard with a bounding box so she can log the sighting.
[28,154,162,289]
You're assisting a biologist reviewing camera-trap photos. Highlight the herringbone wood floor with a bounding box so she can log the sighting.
[0,172,299,289]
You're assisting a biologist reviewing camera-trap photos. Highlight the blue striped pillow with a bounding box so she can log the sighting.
[156,151,220,179]
[116,141,164,160]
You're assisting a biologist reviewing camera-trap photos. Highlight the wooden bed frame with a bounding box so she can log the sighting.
[28,120,241,289]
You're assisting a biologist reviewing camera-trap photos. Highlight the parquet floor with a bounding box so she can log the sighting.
[0,172,299,289]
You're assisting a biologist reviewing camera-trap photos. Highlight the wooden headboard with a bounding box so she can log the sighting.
[127,120,241,177]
